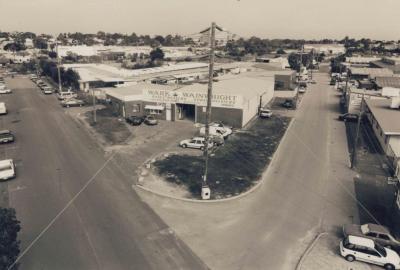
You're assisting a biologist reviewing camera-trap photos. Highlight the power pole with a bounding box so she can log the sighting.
[350,90,365,168]
[202,22,216,200]
[310,49,314,80]
[56,40,62,93]
[92,88,97,124]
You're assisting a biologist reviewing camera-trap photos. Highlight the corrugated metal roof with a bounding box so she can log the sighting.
[365,99,400,135]
[375,76,400,88]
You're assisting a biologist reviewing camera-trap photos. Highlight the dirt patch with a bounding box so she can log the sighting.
[153,115,291,199]
[84,108,132,145]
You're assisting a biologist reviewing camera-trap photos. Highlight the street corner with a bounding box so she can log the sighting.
[298,233,372,270]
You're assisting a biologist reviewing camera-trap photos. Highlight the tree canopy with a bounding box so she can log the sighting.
[0,207,21,270]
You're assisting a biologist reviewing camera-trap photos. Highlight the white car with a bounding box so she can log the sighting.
[179,137,213,150]
[0,88,11,94]
[200,126,232,138]
[42,86,53,94]
[340,235,400,270]
[298,86,306,93]
[0,159,15,181]
[0,84,6,90]
[259,108,272,118]
[57,91,77,100]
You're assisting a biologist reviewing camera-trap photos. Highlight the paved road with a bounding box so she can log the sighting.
[0,77,208,270]
[136,72,363,269]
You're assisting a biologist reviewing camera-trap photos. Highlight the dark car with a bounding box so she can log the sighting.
[126,116,144,126]
[338,113,358,122]
[61,98,85,108]
[282,99,295,108]
[0,130,14,143]
[144,115,158,125]
[343,223,400,249]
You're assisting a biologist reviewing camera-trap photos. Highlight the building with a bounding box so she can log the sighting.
[303,44,345,55]
[189,28,238,47]
[370,57,400,74]
[345,88,385,114]
[104,73,275,128]
[346,56,382,65]
[348,67,394,80]
[374,76,400,89]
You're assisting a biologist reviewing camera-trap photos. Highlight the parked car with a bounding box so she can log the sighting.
[298,87,306,93]
[209,121,233,130]
[0,102,7,115]
[126,115,144,126]
[259,108,272,118]
[42,86,53,95]
[0,159,15,181]
[144,115,158,125]
[0,84,6,90]
[282,99,295,108]
[0,88,11,94]
[57,91,77,100]
[179,137,213,150]
[309,79,316,84]
[340,235,400,270]
[0,130,14,143]
[61,98,85,108]
[200,126,232,138]
[338,113,358,122]
[343,223,400,249]
[330,78,336,85]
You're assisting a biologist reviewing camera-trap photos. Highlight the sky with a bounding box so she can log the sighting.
[0,0,399,40]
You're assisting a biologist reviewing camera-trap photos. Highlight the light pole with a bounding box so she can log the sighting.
[350,89,365,169]
[56,38,62,93]
[92,88,97,124]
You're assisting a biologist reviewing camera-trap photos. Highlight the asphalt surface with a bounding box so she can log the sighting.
[135,71,362,270]
[0,76,208,270]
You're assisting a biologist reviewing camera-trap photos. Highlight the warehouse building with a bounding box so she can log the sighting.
[104,73,274,128]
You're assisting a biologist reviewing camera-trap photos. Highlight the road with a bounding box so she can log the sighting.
[136,71,365,269]
[0,77,208,270]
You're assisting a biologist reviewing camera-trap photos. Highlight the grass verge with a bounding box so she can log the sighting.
[154,115,290,199]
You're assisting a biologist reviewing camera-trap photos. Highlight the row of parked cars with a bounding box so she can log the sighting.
[30,74,54,94]
[0,76,16,181]
[341,223,400,269]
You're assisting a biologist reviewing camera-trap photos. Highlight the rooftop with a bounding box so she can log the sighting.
[365,99,400,135]
[349,67,394,77]
[375,76,400,88]
[371,60,400,74]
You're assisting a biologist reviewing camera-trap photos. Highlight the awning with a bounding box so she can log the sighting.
[145,105,164,110]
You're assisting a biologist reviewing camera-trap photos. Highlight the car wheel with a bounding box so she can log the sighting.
[182,144,187,148]
[385,245,392,249]
[345,255,355,262]
[384,264,395,270]
[200,146,205,151]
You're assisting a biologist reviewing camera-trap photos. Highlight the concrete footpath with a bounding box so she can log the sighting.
[298,233,371,270]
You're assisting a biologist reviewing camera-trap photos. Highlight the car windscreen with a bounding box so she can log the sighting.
[375,243,387,257]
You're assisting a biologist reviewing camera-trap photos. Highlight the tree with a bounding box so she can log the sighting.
[149,48,164,62]
[34,38,48,50]
[0,207,21,270]
[4,43,26,52]
[276,48,286,55]
[62,68,80,89]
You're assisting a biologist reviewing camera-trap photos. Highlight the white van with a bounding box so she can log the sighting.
[0,102,7,115]
[200,126,232,138]
[0,159,15,180]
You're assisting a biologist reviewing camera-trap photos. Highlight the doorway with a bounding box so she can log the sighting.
[176,103,195,121]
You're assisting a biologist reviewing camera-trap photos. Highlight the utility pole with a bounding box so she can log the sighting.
[92,88,97,124]
[56,40,62,93]
[350,90,365,168]
[310,49,314,80]
[202,22,216,200]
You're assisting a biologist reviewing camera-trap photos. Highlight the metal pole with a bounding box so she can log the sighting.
[92,88,97,124]
[350,90,365,168]
[203,22,216,187]
[56,41,62,93]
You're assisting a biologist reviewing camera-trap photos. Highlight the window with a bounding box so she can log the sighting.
[132,104,141,113]
[366,232,378,238]
[146,109,162,115]
[379,234,391,241]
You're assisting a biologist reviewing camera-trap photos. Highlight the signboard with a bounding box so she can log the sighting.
[143,89,242,108]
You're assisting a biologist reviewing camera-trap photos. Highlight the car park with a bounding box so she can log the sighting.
[0,159,15,181]
[126,115,144,126]
[340,235,400,270]
[61,98,85,107]
[144,115,158,125]
[259,108,272,118]
[0,130,14,143]
[338,113,358,122]
[0,88,11,94]
[179,137,213,150]
[343,223,400,249]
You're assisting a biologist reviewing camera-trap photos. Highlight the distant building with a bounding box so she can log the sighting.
[304,44,345,55]
[370,57,400,74]
[346,56,382,65]
[188,28,238,47]
[348,67,394,80]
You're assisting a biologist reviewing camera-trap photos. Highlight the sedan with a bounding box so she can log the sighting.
[0,88,12,94]
[126,116,144,126]
[343,223,400,250]
[259,108,272,118]
[144,115,158,125]
[338,113,358,122]
[61,98,85,108]
[179,137,213,150]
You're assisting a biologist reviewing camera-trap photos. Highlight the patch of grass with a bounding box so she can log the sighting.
[154,116,290,199]
[85,108,132,145]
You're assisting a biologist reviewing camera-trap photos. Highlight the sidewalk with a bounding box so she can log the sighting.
[298,233,371,270]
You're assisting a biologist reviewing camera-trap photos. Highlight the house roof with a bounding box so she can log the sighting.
[371,61,400,74]
[349,67,394,77]
[365,99,400,135]
[375,76,400,88]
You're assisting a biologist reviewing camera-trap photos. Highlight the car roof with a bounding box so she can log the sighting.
[365,223,390,235]
[192,137,205,140]
[348,235,375,248]
[0,130,11,134]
